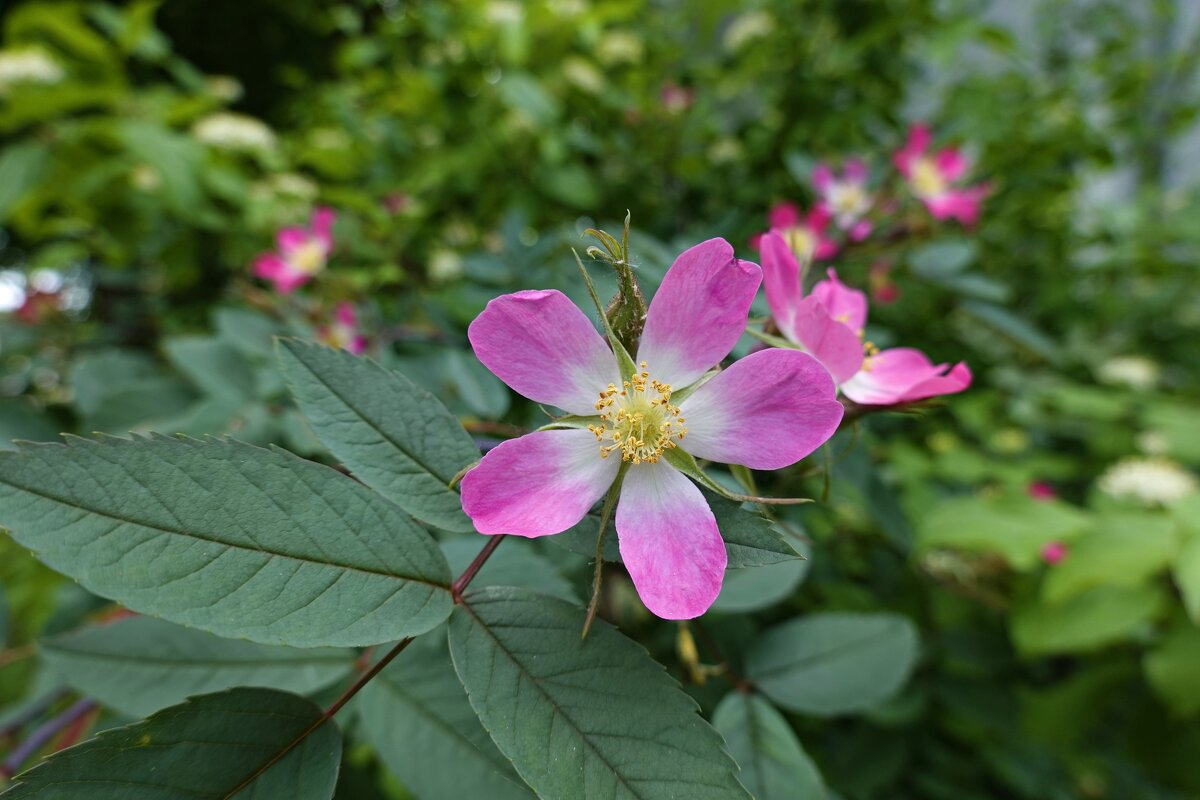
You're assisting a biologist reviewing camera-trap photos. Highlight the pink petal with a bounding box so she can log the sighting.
[253,254,309,294]
[677,349,843,470]
[805,206,832,232]
[335,302,357,327]
[841,347,971,405]
[810,269,868,332]
[468,290,620,416]
[768,202,801,230]
[924,186,987,225]
[893,124,930,177]
[276,227,310,255]
[637,238,761,389]
[791,296,865,384]
[844,158,868,182]
[461,429,619,537]
[312,206,336,250]
[348,335,368,355]
[760,232,803,340]
[812,164,834,193]
[850,220,872,241]
[615,463,725,619]
[934,148,968,182]
[813,237,839,260]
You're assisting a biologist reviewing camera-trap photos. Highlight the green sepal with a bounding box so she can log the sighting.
[574,248,639,381]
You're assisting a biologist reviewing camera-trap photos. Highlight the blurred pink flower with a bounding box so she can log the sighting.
[751,202,837,263]
[1028,481,1057,501]
[317,302,367,355]
[894,125,989,226]
[813,159,873,239]
[460,239,843,619]
[761,233,971,405]
[253,207,336,293]
[869,261,900,305]
[660,82,695,114]
[1041,541,1068,565]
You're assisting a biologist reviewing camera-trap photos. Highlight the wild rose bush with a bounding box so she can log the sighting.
[3,2,1200,799]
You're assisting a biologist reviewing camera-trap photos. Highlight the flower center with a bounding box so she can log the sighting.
[290,239,328,274]
[911,158,946,198]
[589,362,686,464]
[782,226,815,263]
[828,182,869,218]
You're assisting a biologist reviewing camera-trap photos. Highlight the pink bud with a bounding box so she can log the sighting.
[1041,541,1068,565]
[1028,481,1057,501]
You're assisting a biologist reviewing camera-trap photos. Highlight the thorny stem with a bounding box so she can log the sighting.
[1,698,97,780]
[582,465,628,639]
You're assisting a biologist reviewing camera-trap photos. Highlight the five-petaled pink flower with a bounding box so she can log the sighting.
[761,232,971,405]
[1041,541,1068,565]
[751,202,838,263]
[813,159,873,241]
[317,302,367,355]
[253,207,336,294]
[893,125,989,226]
[460,239,844,619]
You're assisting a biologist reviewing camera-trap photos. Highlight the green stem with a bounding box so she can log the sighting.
[582,464,628,638]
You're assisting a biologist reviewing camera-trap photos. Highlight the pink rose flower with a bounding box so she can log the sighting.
[761,232,971,405]
[317,302,367,355]
[751,202,838,263]
[1027,481,1057,501]
[1041,541,1068,565]
[813,159,873,240]
[252,207,336,293]
[461,239,844,619]
[893,125,989,226]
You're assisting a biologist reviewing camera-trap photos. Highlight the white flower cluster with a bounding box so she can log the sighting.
[0,49,64,93]
[1097,456,1198,506]
[192,112,276,152]
[1096,355,1160,390]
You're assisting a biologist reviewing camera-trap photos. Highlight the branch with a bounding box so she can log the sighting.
[1,698,97,779]
[452,535,506,599]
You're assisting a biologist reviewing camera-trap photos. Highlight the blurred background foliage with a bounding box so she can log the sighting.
[1,0,1199,798]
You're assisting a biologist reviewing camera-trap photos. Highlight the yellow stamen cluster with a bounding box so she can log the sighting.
[862,340,880,372]
[911,157,946,198]
[588,361,687,464]
[289,240,328,274]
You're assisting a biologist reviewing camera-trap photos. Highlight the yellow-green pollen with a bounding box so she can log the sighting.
[289,239,328,274]
[911,157,946,198]
[588,361,687,463]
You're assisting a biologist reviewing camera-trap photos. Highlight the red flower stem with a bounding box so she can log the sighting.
[0,688,67,742]
[1,698,96,779]
[451,535,506,599]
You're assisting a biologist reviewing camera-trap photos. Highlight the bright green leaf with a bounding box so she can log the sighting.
[41,616,356,718]
[0,688,340,799]
[1145,626,1200,717]
[1012,585,1165,656]
[359,633,534,800]
[278,339,478,533]
[713,693,826,800]
[746,612,920,716]
[0,435,452,647]
[1041,512,1176,604]
[918,493,1089,570]
[449,587,750,800]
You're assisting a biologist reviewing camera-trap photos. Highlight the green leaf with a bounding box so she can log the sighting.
[1012,585,1165,656]
[713,559,808,613]
[908,238,977,278]
[0,435,452,647]
[0,141,50,223]
[278,339,477,533]
[448,587,750,800]
[164,337,258,402]
[918,493,1089,570]
[1172,505,1200,623]
[441,538,579,603]
[1041,512,1177,604]
[746,612,920,716]
[359,633,534,800]
[708,493,803,568]
[41,616,357,718]
[1145,626,1200,717]
[0,688,340,799]
[712,693,826,800]
[215,308,282,361]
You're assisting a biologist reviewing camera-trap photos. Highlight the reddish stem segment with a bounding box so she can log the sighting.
[451,535,506,599]
[1,698,97,779]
